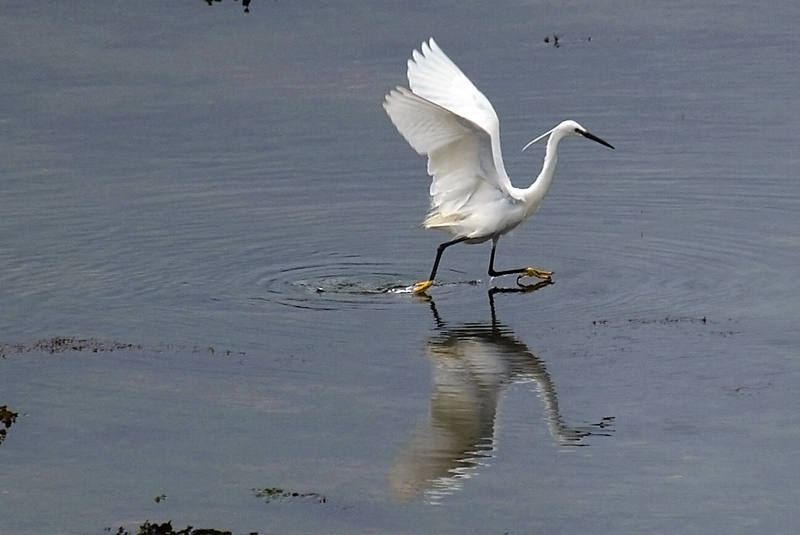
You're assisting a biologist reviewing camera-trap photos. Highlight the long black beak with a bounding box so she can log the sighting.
[582,130,615,149]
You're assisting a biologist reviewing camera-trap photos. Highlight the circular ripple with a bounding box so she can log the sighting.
[246,256,485,310]
[258,260,417,310]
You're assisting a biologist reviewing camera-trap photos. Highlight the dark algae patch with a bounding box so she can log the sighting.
[252,486,328,504]
[0,337,142,358]
[108,487,329,535]
[0,405,18,445]
[109,520,239,535]
[0,337,247,359]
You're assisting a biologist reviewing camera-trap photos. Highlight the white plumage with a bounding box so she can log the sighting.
[383,38,614,294]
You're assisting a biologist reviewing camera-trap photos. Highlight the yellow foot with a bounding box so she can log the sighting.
[517,267,553,284]
[411,280,434,295]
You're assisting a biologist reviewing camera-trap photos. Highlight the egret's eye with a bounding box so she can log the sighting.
[574,128,582,134]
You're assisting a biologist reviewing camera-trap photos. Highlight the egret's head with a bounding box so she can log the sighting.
[523,120,615,151]
[562,120,615,149]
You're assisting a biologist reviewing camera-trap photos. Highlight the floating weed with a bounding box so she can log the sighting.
[0,337,246,359]
[0,405,18,445]
[108,520,238,535]
[252,487,327,504]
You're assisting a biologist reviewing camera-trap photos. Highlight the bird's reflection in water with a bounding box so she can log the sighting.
[388,284,613,503]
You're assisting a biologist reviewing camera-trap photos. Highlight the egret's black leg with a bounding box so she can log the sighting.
[488,242,523,277]
[413,237,469,295]
[487,242,553,283]
[428,237,469,281]
[488,241,530,276]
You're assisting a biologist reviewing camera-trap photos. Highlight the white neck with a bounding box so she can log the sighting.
[521,133,562,207]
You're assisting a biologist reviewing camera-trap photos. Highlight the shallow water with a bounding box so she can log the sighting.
[1,1,800,534]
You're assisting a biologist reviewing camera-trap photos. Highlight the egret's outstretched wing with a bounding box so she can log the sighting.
[406,38,514,196]
[383,86,511,229]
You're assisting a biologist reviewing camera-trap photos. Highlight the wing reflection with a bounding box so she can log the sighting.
[388,286,612,503]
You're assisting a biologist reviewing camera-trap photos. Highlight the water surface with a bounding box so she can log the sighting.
[1,1,799,534]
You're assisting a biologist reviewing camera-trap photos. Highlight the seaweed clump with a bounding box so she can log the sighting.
[0,405,18,445]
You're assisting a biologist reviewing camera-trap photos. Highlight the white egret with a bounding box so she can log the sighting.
[383,38,614,295]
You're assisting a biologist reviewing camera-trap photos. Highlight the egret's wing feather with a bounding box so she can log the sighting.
[407,39,496,136]
[406,38,514,196]
[383,87,508,227]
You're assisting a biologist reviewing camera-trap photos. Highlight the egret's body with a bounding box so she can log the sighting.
[383,38,614,294]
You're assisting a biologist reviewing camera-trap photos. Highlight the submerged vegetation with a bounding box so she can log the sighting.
[0,337,142,358]
[203,0,277,13]
[108,486,328,535]
[110,521,233,535]
[252,486,327,504]
[0,405,18,445]
[0,337,245,359]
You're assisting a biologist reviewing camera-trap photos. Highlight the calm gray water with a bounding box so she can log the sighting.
[1,1,800,534]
